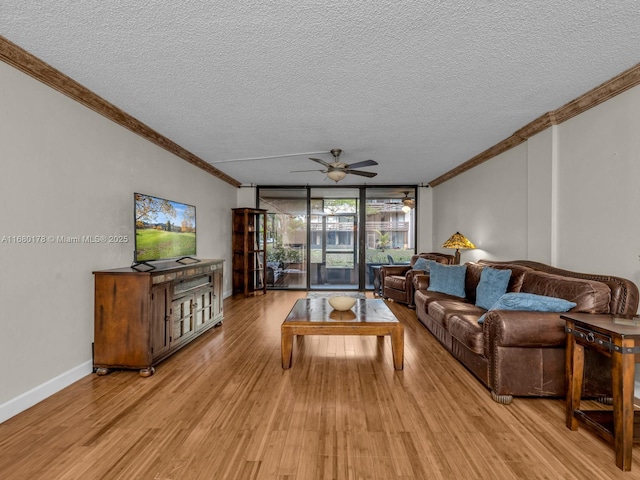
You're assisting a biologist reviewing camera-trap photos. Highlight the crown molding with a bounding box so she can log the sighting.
[0,36,241,188]
[429,62,640,187]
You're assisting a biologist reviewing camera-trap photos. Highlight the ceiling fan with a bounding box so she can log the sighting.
[401,191,415,212]
[292,148,378,182]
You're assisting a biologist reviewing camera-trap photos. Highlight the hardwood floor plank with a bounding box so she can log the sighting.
[2,291,640,479]
[255,430,288,479]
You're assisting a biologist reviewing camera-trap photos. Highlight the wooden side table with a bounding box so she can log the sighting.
[562,313,640,471]
[371,266,383,296]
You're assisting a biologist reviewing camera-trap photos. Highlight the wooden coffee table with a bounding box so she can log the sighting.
[281,298,404,370]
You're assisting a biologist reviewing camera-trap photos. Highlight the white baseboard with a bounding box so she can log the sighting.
[0,360,93,424]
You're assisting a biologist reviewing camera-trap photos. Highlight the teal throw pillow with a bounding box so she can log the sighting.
[427,262,467,298]
[412,258,433,272]
[478,292,577,324]
[475,267,512,310]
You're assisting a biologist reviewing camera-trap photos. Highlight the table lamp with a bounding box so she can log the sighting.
[441,231,476,264]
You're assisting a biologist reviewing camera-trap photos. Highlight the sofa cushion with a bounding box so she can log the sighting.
[520,270,611,314]
[385,275,407,291]
[475,267,512,310]
[415,289,450,313]
[428,298,483,329]
[465,262,530,304]
[448,314,484,355]
[412,257,432,272]
[428,263,467,298]
[478,261,531,291]
[478,292,576,323]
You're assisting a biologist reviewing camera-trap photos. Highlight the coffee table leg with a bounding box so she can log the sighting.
[391,325,404,370]
[281,327,294,369]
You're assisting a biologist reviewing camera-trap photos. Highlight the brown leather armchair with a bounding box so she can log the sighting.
[381,252,455,308]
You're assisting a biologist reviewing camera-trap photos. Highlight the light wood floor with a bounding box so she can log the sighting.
[1,291,638,479]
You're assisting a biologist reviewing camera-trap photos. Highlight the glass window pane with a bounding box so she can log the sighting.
[364,187,416,288]
[259,189,307,289]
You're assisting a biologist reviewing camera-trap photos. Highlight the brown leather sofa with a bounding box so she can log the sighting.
[414,259,639,404]
[381,252,455,308]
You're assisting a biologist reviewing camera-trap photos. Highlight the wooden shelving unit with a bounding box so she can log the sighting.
[232,207,267,296]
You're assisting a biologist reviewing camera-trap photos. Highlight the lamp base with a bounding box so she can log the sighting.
[454,249,461,265]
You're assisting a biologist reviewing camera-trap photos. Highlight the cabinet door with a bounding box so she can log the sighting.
[171,294,195,347]
[194,286,214,331]
[150,284,171,360]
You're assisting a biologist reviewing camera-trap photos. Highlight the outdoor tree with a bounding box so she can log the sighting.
[322,199,356,214]
[376,230,390,251]
[181,206,196,232]
[135,194,177,227]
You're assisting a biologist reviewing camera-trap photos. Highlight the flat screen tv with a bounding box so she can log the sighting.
[134,193,197,265]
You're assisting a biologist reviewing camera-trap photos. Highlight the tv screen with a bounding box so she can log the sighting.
[134,193,196,262]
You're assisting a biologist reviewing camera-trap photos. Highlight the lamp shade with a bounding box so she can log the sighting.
[441,231,475,264]
[441,232,476,250]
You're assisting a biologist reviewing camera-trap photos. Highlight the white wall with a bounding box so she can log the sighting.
[0,62,237,421]
[526,126,555,264]
[431,83,640,306]
[416,187,433,252]
[237,186,257,208]
[432,142,529,264]
[556,86,640,287]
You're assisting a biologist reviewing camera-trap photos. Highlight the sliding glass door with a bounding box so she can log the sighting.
[259,189,307,289]
[309,190,359,289]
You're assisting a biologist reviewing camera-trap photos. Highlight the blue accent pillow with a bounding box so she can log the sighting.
[427,262,467,298]
[412,258,432,272]
[475,267,512,310]
[478,292,577,324]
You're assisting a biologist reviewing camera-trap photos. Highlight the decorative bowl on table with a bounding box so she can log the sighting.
[328,296,357,311]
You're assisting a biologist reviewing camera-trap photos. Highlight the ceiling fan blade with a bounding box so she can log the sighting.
[290,169,326,173]
[345,159,378,169]
[309,157,331,167]
[344,169,377,178]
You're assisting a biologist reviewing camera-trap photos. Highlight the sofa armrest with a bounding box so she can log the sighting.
[413,273,430,291]
[380,265,412,291]
[405,270,426,290]
[483,311,567,351]
[483,310,579,400]
[380,265,412,277]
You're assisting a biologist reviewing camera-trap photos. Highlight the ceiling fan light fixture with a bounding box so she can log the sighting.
[300,148,378,182]
[401,192,415,212]
[327,170,347,182]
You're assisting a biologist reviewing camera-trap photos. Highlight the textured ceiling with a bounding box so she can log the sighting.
[3,1,640,186]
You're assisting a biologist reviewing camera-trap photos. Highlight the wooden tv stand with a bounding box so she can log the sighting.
[93,259,224,376]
